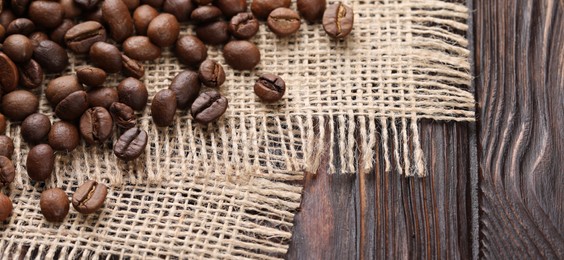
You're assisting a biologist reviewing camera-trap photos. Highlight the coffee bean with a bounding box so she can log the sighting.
[0,193,12,222]
[297,0,325,22]
[121,54,145,79]
[72,180,108,214]
[102,0,134,42]
[151,89,177,127]
[0,52,19,94]
[50,19,76,46]
[133,5,159,35]
[3,34,32,63]
[0,156,14,187]
[6,18,35,36]
[191,90,228,124]
[169,70,201,109]
[114,127,148,160]
[223,40,260,70]
[29,32,49,47]
[33,40,69,73]
[0,114,6,134]
[48,121,80,152]
[109,102,136,129]
[26,144,54,181]
[141,0,164,8]
[123,36,162,61]
[2,90,38,121]
[228,12,259,39]
[322,2,354,39]
[251,0,290,20]
[84,8,104,24]
[76,66,107,87]
[196,21,230,45]
[55,90,89,121]
[46,75,83,106]
[198,60,225,88]
[0,136,14,158]
[28,1,64,29]
[267,8,301,37]
[254,73,285,102]
[19,59,44,89]
[175,35,207,67]
[60,0,82,19]
[117,77,148,111]
[21,113,51,144]
[87,87,118,109]
[65,21,107,54]
[0,10,16,29]
[74,0,101,10]
[215,0,247,17]
[123,0,141,10]
[11,0,30,16]
[89,42,122,73]
[163,0,194,22]
[190,6,222,24]
[40,188,69,222]
[80,107,113,144]
[147,13,180,48]
[0,25,5,41]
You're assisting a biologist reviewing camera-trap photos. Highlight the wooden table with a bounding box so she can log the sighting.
[287,0,564,258]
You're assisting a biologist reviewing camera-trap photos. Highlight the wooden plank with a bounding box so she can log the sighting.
[474,0,564,258]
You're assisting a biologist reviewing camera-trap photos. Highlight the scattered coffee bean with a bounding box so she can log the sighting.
[199,60,226,88]
[254,73,285,102]
[46,75,83,106]
[0,114,6,134]
[40,188,69,222]
[163,0,194,22]
[18,59,43,89]
[228,12,259,39]
[147,13,180,47]
[133,4,159,35]
[141,0,164,9]
[0,156,15,187]
[0,52,19,94]
[114,127,148,160]
[251,0,291,20]
[75,0,101,10]
[48,121,80,152]
[215,0,247,17]
[123,0,141,10]
[32,40,69,73]
[1,90,39,121]
[195,21,230,45]
[28,1,64,29]
[3,34,33,63]
[6,18,35,36]
[191,90,228,124]
[80,107,113,144]
[322,2,354,39]
[55,90,89,121]
[102,0,134,42]
[0,136,14,158]
[21,113,51,144]
[0,193,12,222]
[223,40,261,70]
[72,180,108,214]
[60,0,82,19]
[297,0,326,22]
[87,87,119,109]
[169,70,201,109]
[190,6,223,24]
[50,19,76,46]
[175,35,207,67]
[76,66,107,87]
[89,41,122,73]
[121,54,145,79]
[26,144,55,181]
[65,21,106,53]
[109,102,136,129]
[123,36,162,61]
[151,89,177,127]
[117,77,149,111]
[267,8,301,37]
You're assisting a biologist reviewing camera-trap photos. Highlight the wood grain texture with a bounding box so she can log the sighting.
[474,0,564,258]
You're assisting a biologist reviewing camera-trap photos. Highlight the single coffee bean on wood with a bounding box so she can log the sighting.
[28,1,64,29]
[74,0,101,10]
[215,0,247,17]
[151,89,177,127]
[21,113,51,144]
[133,4,159,35]
[223,40,260,70]
[147,13,179,47]
[33,40,69,73]
[109,102,136,129]
[254,73,286,102]
[87,87,119,109]
[3,34,33,63]
[60,0,82,19]
[26,144,55,181]
[80,107,113,144]
[228,12,259,39]
[1,90,39,121]
[117,77,149,111]
[76,66,107,87]
[322,2,354,39]
[50,19,76,46]
[267,8,300,37]
[190,6,222,24]
[0,136,14,158]
[72,180,108,214]
[0,193,12,222]
[65,21,106,53]
[55,90,89,121]
[6,18,35,36]
[0,114,6,135]
[121,54,145,79]
[175,35,207,67]
[163,0,194,22]
[198,60,225,88]
[0,52,19,94]
[251,0,291,20]
[19,59,44,89]
[123,36,162,61]
[48,121,80,152]
[102,0,134,42]
[46,75,83,106]
[40,188,69,222]
[191,90,228,124]
[169,70,201,109]
[195,21,230,45]
[297,0,326,22]
[114,127,148,160]
[89,42,122,73]
[123,0,141,10]
[0,156,14,187]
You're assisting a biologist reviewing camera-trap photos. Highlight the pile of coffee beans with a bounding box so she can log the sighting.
[0,0,353,223]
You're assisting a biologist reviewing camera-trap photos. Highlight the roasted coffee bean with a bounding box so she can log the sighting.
[297,0,325,22]
[147,13,179,47]
[251,0,290,20]
[74,0,101,10]
[114,127,148,160]
[141,0,164,8]
[117,77,148,111]
[223,40,260,70]
[195,21,230,45]
[11,0,30,16]
[0,193,12,222]
[191,90,228,124]
[2,90,38,121]
[65,21,107,53]
[3,34,33,63]
[0,114,6,134]
[89,42,122,73]
[102,0,134,42]
[19,59,43,89]
[33,40,69,73]
[48,121,80,152]
[169,70,201,109]
[123,0,141,10]
[0,10,16,29]
[228,12,259,39]
[123,36,161,61]
[109,102,136,129]
[28,1,64,29]
[0,156,14,187]
[87,87,118,109]
[0,25,5,41]
[55,90,89,121]
[6,18,35,36]
[0,52,19,94]
[60,0,82,19]
[215,0,247,17]
[50,19,76,46]
[26,144,55,181]
[46,75,83,106]
[21,113,51,144]
[198,60,225,88]
[80,107,113,144]
[76,66,107,87]
[175,35,207,67]
[29,31,49,47]
[254,73,285,102]
[84,8,104,23]
[323,2,354,39]
[72,180,108,214]
[0,136,14,158]
[151,89,177,127]
[121,54,145,79]
[40,188,69,222]
[133,5,158,35]
[190,6,222,24]
[163,0,194,22]
[267,8,300,37]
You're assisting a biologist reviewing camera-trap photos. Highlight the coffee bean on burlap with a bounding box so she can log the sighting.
[151,89,177,127]
[76,66,107,87]
[175,35,207,67]
[72,180,108,214]
[267,8,300,37]
[40,188,69,222]
[102,0,134,42]
[114,127,148,161]
[65,21,107,53]
[50,19,76,46]
[0,156,15,187]
[48,121,80,152]
[162,0,194,22]
[191,90,228,124]
[109,102,136,129]
[0,52,19,94]
[80,107,113,145]
[121,54,145,79]
[28,1,64,29]
[32,40,69,73]
[19,59,44,89]
[26,144,55,181]
[195,21,230,45]
[198,60,226,88]
[223,40,260,70]
[55,90,89,121]
[228,12,259,39]
[297,0,325,22]
[322,2,354,39]
[89,42,122,73]
[215,0,247,17]
[169,70,201,109]
[254,73,286,102]
[87,87,119,109]
[117,77,148,111]
[133,4,159,35]
[45,75,83,107]
[0,114,6,135]
[251,0,290,20]
[0,193,12,222]
[0,136,14,158]
[147,13,179,47]
[1,90,39,121]
[3,34,33,63]
[190,6,222,24]
[21,113,51,144]
[123,36,161,61]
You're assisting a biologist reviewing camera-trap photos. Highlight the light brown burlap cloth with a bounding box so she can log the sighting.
[0,0,474,258]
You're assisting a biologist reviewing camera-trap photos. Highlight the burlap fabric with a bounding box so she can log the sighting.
[0,0,473,258]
